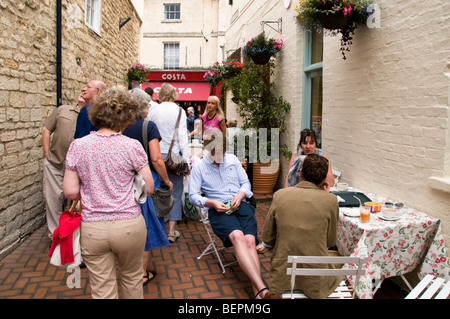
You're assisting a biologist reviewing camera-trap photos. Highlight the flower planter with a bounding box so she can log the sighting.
[316,12,351,30]
[131,80,140,89]
[250,52,272,65]
[252,160,280,194]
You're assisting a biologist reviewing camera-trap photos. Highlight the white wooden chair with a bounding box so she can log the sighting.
[283,255,368,299]
[405,274,450,299]
[196,207,237,273]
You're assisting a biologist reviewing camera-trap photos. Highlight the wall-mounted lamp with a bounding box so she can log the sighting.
[119,17,131,30]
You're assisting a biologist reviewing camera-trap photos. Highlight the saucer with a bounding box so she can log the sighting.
[378,213,401,221]
[340,208,360,217]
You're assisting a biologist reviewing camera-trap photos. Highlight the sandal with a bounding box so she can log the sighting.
[167,230,180,243]
[254,287,281,299]
[256,243,270,254]
[143,270,156,287]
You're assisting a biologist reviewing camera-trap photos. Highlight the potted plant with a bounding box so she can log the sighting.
[243,33,284,65]
[203,60,244,87]
[295,0,373,59]
[227,60,291,194]
[126,63,151,88]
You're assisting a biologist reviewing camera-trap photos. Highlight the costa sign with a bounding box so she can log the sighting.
[147,71,205,82]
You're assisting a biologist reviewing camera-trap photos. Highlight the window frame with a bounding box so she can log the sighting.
[164,3,181,21]
[302,29,323,148]
[163,42,180,70]
[85,0,101,35]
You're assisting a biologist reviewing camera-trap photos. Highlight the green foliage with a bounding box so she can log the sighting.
[126,64,151,84]
[227,61,291,160]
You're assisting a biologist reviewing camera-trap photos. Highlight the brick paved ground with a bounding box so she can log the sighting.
[0,199,407,300]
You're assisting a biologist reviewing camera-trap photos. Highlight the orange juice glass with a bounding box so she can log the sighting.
[360,205,370,223]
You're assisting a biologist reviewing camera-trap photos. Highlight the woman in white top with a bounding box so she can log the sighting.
[147,83,190,243]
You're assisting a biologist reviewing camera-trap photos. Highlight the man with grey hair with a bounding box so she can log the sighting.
[74,80,107,139]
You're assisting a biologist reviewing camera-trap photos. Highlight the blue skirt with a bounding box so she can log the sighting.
[140,171,170,251]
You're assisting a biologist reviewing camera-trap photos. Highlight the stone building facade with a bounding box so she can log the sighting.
[0,0,142,260]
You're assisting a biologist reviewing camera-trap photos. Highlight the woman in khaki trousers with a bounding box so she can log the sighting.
[63,87,154,299]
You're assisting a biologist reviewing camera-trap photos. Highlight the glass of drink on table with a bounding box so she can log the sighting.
[360,204,371,223]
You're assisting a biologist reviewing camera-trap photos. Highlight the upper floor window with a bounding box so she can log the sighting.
[85,0,101,35]
[164,43,180,70]
[164,4,181,20]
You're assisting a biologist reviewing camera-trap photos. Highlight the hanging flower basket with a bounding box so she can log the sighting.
[250,52,272,65]
[295,0,374,59]
[243,34,283,65]
[316,11,351,30]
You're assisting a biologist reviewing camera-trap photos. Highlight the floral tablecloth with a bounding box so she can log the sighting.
[337,191,450,299]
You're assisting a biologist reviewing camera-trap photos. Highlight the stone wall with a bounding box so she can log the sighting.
[0,0,141,260]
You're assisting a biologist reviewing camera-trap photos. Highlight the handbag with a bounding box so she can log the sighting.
[164,108,190,176]
[142,120,175,218]
[152,186,175,218]
[49,198,82,267]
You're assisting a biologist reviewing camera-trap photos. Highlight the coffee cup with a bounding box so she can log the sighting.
[382,207,397,219]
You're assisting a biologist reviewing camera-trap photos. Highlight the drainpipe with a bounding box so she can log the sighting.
[56,0,62,106]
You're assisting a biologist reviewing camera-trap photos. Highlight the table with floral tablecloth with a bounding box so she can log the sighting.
[336,191,450,299]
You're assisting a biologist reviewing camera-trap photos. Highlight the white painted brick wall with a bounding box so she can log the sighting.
[323,0,450,242]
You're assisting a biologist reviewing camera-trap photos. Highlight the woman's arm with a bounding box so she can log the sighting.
[149,138,173,192]
[63,169,80,200]
[284,151,297,188]
[138,164,154,196]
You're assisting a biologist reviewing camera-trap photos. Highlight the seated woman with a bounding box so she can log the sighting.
[262,154,341,299]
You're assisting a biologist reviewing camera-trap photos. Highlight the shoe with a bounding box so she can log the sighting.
[256,243,270,254]
[143,270,157,287]
[167,230,180,243]
[254,287,281,299]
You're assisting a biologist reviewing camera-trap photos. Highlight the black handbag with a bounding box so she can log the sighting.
[152,186,175,218]
[142,120,175,218]
[164,108,190,176]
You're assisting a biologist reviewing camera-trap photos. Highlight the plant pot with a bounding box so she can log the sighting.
[316,12,351,30]
[130,80,140,89]
[250,52,272,65]
[252,160,280,194]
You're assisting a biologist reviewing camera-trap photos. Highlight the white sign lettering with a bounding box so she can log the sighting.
[154,87,192,95]
[162,73,186,81]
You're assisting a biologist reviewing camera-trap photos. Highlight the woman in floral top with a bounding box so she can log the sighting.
[63,87,154,299]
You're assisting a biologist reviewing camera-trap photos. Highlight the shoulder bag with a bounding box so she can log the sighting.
[164,108,190,176]
[142,120,175,218]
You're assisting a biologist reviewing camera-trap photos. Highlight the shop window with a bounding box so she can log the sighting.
[164,43,180,70]
[164,4,181,20]
[302,29,323,148]
[85,0,101,35]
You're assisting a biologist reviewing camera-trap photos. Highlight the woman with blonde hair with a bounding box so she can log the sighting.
[63,86,153,299]
[147,83,190,243]
[188,95,227,139]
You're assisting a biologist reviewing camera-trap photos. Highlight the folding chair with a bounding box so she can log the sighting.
[283,255,368,299]
[196,207,237,273]
[405,274,450,299]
